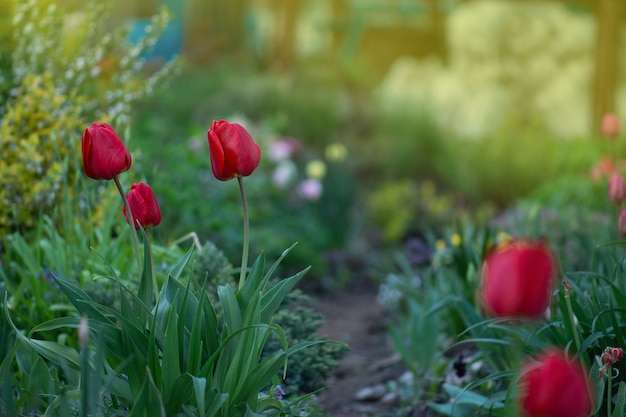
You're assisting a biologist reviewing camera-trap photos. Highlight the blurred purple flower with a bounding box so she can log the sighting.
[298,179,323,201]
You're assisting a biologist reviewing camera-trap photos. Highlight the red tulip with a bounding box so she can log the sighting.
[602,112,621,138]
[480,239,557,319]
[207,120,261,181]
[123,182,162,230]
[519,349,593,417]
[82,122,132,180]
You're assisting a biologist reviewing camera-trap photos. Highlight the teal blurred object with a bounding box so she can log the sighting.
[127,0,185,61]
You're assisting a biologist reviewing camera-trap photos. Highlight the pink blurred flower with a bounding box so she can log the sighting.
[602,112,621,138]
[268,138,301,162]
[590,156,615,182]
[608,173,626,203]
[298,179,323,201]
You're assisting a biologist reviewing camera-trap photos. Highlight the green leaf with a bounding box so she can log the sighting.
[162,302,181,403]
[237,254,266,311]
[168,244,195,280]
[129,368,167,417]
[611,381,626,417]
[53,277,112,324]
[187,301,205,375]
[137,227,155,313]
[5,300,81,369]
[260,267,310,322]
[166,374,217,416]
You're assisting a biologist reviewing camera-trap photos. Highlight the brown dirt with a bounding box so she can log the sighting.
[312,287,406,417]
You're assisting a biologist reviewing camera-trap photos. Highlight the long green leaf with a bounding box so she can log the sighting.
[260,267,310,322]
[137,227,155,320]
[128,368,167,417]
[162,301,181,404]
[53,277,112,324]
[237,254,265,311]
[611,381,626,417]
[168,244,195,280]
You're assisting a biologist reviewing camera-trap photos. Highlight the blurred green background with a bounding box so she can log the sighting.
[2,0,625,286]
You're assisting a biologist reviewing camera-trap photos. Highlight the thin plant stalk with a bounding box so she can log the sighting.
[563,280,581,353]
[606,366,613,416]
[238,176,250,288]
[143,229,159,300]
[114,176,142,274]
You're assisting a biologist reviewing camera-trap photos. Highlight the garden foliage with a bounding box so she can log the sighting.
[0,0,175,235]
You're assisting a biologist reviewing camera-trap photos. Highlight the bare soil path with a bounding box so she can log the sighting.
[312,286,405,417]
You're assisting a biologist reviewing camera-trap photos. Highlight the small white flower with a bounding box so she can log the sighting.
[272,161,297,188]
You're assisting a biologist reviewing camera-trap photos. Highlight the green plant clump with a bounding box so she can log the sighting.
[0,0,176,235]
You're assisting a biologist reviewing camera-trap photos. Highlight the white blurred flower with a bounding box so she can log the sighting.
[272,161,297,188]
[298,178,323,201]
[268,138,301,162]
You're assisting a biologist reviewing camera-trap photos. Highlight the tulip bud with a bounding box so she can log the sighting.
[519,349,593,417]
[207,120,261,181]
[602,112,621,138]
[79,314,89,348]
[480,239,557,319]
[123,182,162,230]
[608,173,626,203]
[82,122,132,180]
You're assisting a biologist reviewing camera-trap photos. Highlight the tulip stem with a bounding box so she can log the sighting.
[114,176,143,275]
[144,231,159,300]
[606,366,613,416]
[238,177,250,288]
[563,280,581,353]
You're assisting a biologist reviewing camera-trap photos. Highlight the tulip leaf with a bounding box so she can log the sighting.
[128,368,166,417]
[168,244,195,280]
[236,253,265,311]
[52,276,112,324]
[161,300,181,403]
[611,381,626,417]
[137,226,155,315]
[260,267,310,323]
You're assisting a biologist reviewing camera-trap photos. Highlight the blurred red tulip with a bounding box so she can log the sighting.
[590,156,615,181]
[608,173,626,203]
[123,182,162,230]
[480,240,556,319]
[602,112,621,138]
[520,349,593,417]
[82,122,132,180]
[207,120,261,181]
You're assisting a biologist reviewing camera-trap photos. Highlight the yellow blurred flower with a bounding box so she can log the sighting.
[306,159,326,179]
[435,239,446,251]
[451,233,462,246]
[496,231,513,242]
[325,142,348,162]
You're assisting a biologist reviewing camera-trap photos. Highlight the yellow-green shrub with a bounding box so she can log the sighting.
[0,73,83,232]
[0,0,176,235]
